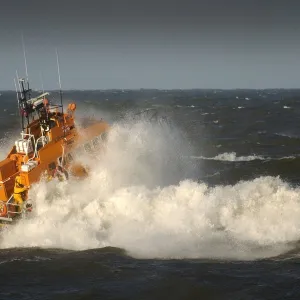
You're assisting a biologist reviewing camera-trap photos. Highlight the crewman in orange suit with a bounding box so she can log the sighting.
[13,175,29,212]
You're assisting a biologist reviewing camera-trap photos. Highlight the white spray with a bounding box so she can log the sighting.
[0,116,300,260]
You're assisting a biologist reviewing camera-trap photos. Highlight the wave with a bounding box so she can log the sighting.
[275,132,300,139]
[1,118,300,261]
[191,152,298,162]
[191,152,265,162]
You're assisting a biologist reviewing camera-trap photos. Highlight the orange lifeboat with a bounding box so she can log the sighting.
[0,77,109,226]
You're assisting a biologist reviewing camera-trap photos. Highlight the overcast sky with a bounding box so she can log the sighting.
[0,0,300,90]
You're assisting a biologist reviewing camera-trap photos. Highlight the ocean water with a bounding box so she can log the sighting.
[1,89,300,299]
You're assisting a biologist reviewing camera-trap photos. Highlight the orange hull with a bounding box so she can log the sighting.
[0,96,109,223]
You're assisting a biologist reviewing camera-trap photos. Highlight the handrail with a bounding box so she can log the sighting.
[34,135,48,158]
[0,171,20,184]
[6,196,27,215]
[21,130,36,163]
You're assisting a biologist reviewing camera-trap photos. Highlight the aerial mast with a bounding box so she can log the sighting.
[21,33,30,97]
[55,48,64,116]
[13,78,23,129]
[14,34,32,131]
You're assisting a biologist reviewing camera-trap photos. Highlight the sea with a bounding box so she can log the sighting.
[1,89,300,299]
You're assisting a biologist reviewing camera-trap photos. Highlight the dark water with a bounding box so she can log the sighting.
[1,89,300,299]
[1,247,300,300]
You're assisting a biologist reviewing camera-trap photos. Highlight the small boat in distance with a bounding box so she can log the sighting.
[0,72,109,226]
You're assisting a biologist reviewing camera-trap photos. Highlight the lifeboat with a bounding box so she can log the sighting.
[0,77,109,226]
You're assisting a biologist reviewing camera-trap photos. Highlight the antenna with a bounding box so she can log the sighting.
[21,33,29,81]
[14,77,19,109]
[13,78,19,98]
[13,35,33,131]
[15,71,25,130]
[21,33,30,97]
[16,70,21,93]
[55,48,64,116]
[14,78,22,128]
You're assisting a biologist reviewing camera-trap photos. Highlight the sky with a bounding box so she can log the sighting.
[0,0,300,90]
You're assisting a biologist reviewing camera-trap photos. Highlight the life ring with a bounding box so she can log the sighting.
[0,201,7,217]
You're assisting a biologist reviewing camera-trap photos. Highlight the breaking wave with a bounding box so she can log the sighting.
[191,152,297,162]
[192,152,265,162]
[1,117,300,260]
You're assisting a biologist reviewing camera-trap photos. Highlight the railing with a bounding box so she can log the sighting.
[0,196,25,223]
[34,135,48,158]
[0,170,22,185]
[18,128,47,163]
[21,131,36,162]
[7,195,22,216]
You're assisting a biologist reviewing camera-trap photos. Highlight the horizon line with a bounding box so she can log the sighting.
[2,87,300,92]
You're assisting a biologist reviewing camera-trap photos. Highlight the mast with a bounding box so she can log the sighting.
[14,78,22,129]
[55,48,64,116]
[12,34,33,131]
[16,70,21,93]
[15,71,25,130]
[14,35,52,132]
[21,33,30,97]
[55,48,67,138]
[18,77,32,130]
